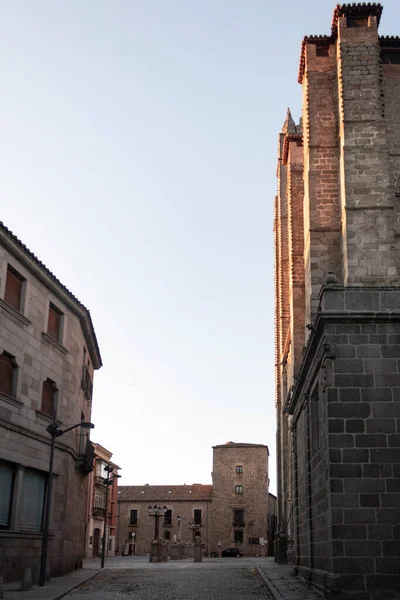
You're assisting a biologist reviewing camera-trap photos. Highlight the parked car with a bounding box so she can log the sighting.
[221,548,243,558]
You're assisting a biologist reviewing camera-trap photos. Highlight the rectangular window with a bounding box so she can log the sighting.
[130,509,138,525]
[0,462,14,528]
[164,509,172,526]
[41,379,56,417]
[194,509,202,525]
[235,485,243,495]
[234,509,244,525]
[164,530,171,541]
[94,489,106,509]
[0,352,16,397]
[4,265,24,311]
[19,469,46,531]
[236,465,243,474]
[47,303,63,342]
[234,530,244,543]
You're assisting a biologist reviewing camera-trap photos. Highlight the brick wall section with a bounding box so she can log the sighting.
[382,61,400,279]
[337,16,399,286]
[303,42,342,321]
[287,139,306,373]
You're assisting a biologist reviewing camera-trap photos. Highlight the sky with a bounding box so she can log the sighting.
[1,1,400,495]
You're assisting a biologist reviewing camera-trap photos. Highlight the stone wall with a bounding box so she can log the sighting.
[117,499,211,556]
[275,4,400,598]
[0,227,101,582]
[209,443,269,555]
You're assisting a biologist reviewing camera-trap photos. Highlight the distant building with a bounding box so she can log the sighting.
[0,222,102,582]
[209,443,269,556]
[86,444,121,558]
[267,492,277,557]
[117,441,270,556]
[117,484,212,556]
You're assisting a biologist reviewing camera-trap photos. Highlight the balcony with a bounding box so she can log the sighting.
[81,365,93,401]
[233,521,245,528]
[95,475,106,486]
[77,439,95,475]
[93,506,106,518]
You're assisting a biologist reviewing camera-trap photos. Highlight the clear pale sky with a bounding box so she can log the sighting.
[1,1,399,495]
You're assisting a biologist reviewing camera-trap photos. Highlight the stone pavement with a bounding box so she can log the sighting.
[257,560,323,599]
[2,569,101,600]
[2,557,323,600]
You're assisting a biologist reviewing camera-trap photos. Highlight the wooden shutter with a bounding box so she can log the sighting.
[4,266,23,311]
[41,379,55,416]
[47,304,62,341]
[0,354,14,397]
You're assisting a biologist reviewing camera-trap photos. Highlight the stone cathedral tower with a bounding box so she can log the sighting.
[274,4,400,598]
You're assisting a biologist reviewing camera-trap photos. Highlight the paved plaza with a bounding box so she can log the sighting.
[3,557,323,600]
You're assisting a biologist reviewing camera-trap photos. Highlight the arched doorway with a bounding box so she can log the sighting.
[93,528,101,557]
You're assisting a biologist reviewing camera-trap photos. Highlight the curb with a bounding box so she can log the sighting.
[51,571,102,600]
[256,567,283,600]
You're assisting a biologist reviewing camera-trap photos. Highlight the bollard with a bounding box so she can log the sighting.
[21,567,32,590]
[32,565,40,586]
[0,576,4,599]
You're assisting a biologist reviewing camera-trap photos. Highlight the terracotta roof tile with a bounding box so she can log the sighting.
[331,3,383,36]
[298,4,384,84]
[118,485,213,502]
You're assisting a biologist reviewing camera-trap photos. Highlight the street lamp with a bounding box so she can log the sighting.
[39,416,94,587]
[101,465,121,569]
[177,515,184,542]
[188,522,203,563]
[148,505,167,542]
[188,521,202,542]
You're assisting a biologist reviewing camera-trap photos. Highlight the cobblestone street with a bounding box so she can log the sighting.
[66,558,270,600]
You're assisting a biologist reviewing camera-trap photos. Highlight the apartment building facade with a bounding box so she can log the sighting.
[0,222,102,582]
[86,444,120,558]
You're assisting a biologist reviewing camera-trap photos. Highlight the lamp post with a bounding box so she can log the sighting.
[39,415,94,587]
[188,521,202,542]
[188,522,203,563]
[101,465,121,569]
[148,505,167,541]
[177,515,184,542]
[148,505,167,562]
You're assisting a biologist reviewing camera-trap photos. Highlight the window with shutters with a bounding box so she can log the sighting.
[0,461,14,529]
[4,265,24,312]
[236,465,243,474]
[0,352,17,398]
[47,303,63,342]
[235,485,243,495]
[41,378,57,417]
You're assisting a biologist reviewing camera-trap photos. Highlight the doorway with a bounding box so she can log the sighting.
[93,528,101,557]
